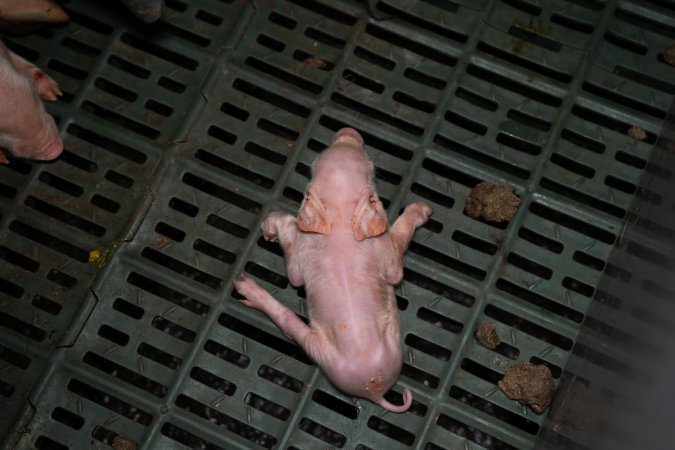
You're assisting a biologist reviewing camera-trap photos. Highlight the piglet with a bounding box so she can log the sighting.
[118,0,164,23]
[0,0,69,34]
[234,128,432,413]
[0,40,63,163]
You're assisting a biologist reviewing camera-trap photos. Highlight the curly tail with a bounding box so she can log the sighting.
[376,388,412,413]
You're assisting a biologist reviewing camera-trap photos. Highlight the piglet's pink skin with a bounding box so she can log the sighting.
[0,40,63,162]
[235,128,432,413]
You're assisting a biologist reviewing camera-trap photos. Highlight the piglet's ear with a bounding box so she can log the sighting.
[352,188,388,241]
[297,190,330,235]
[31,70,62,101]
[6,51,62,101]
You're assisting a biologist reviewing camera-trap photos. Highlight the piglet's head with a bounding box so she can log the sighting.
[297,128,388,241]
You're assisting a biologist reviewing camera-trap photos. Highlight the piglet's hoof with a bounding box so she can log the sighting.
[261,219,278,242]
[415,202,433,220]
[233,273,249,293]
[118,0,164,23]
[233,274,266,310]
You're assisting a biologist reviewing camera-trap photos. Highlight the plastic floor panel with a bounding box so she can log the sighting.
[0,0,673,449]
[537,99,675,449]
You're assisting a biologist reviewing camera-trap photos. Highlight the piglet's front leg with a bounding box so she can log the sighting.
[261,212,303,286]
[385,202,432,284]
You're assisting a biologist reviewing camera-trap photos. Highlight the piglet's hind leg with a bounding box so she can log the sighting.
[234,274,312,346]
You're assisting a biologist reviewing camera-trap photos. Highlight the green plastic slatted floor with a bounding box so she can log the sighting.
[0,0,673,448]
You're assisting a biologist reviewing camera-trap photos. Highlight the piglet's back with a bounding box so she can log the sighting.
[299,233,397,332]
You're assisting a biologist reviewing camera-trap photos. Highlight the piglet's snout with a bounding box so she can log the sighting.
[33,136,64,161]
[332,127,364,146]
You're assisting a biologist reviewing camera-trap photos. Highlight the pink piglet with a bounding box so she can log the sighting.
[235,127,432,413]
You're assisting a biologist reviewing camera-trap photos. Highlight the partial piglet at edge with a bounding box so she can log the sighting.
[0,40,63,163]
